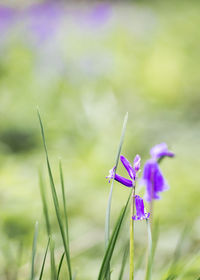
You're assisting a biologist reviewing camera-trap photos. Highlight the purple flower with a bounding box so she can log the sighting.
[26,2,62,41]
[142,160,169,202]
[133,154,141,172]
[0,6,16,33]
[106,154,141,188]
[132,195,150,220]
[150,143,174,161]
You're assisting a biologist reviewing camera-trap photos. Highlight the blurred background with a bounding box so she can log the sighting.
[0,0,200,279]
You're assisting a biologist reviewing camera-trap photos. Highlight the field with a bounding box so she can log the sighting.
[0,1,200,279]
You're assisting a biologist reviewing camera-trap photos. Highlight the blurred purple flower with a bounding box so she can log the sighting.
[132,195,150,220]
[79,3,111,28]
[26,2,62,41]
[150,142,174,161]
[142,160,169,202]
[141,143,174,202]
[0,5,16,32]
[106,154,141,188]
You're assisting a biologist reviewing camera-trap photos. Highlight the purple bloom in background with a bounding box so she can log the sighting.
[26,2,62,41]
[150,142,174,161]
[106,154,141,188]
[78,3,111,29]
[142,160,169,202]
[0,5,16,33]
[132,195,150,220]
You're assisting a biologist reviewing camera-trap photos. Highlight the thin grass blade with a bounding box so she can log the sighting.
[152,219,159,262]
[145,219,153,280]
[57,252,65,280]
[50,239,57,279]
[118,243,129,280]
[30,221,39,280]
[59,160,69,246]
[105,112,128,280]
[105,112,128,247]
[39,237,50,280]
[39,170,51,236]
[37,110,72,280]
[39,170,57,279]
[98,193,131,280]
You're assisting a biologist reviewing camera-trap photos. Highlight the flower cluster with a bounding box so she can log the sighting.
[106,154,141,187]
[106,143,174,220]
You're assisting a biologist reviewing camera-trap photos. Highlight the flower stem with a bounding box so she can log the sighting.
[145,219,152,280]
[129,186,135,280]
[149,199,154,230]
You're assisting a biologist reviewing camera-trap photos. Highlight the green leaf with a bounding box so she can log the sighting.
[30,221,39,280]
[37,109,72,280]
[98,193,131,280]
[105,112,128,280]
[50,239,57,280]
[38,170,51,236]
[145,219,153,280]
[59,160,70,247]
[118,243,129,280]
[57,252,65,280]
[39,237,50,280]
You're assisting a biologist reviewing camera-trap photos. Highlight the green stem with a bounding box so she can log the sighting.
[145,219,152,280]
[149,199,154,230]
[129,186,135,280]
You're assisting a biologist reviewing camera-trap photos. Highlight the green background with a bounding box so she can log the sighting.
[0,1,199,279]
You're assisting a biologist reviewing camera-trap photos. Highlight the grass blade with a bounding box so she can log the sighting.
[145,219,153,280]
[59,160,69,247]
[50,239,57,279]
[98,192,131,280]
[39,170,51,236]
[105,112,128,246]
[39,171,57,279]
[152,219,159,262]
[57,252,65,280]
[105,112,128,280]
[30,221,39,280]
[118,243,129,280]
[39,237,50,280]
[37,109,72,280]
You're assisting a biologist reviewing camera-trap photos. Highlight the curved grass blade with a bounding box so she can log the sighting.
[105,112,128,280]
[118,243,129,280]
[37,110,72,280]
[98,192,131,280]
[50,239,57,279]
[59,160,69,246]
[105,112,128,246]
[57,252,65,280]
[39,170,51,236]
[145,219,153,280]
[39,237,50,280]
[39,171,57,279]
[30,221,39,280]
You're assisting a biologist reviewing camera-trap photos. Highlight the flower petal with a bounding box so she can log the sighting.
[120,155,135,179]
[150,143,174,160]
[133,154,141,172]
[142,160,169,202]
[115,173,133,187]
[133,195,150,220]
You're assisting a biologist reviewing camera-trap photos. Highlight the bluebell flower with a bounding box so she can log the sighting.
[142,160,169,202]
[142,143,174,202]
[106,154,141,188]
[150,142,174,161]
[132,195,150,220]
